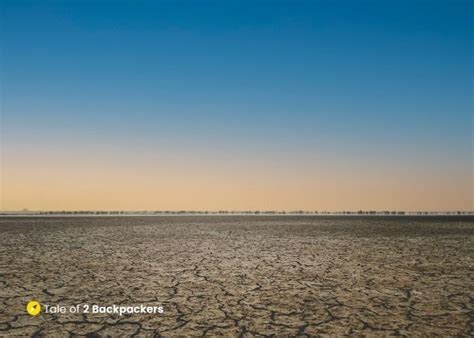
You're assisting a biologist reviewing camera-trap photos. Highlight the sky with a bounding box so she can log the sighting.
[1,0,472,211]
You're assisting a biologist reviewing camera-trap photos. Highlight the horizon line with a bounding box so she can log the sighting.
[1,210,473,216]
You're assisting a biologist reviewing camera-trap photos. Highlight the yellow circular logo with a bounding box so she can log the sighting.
[26,300,41,316]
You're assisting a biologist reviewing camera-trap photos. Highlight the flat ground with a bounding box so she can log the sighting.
[0,216,473,337]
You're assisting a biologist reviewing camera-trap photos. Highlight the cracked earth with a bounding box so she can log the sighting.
[0,216,473,337]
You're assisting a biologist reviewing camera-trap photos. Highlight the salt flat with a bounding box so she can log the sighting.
[0,216,473,336]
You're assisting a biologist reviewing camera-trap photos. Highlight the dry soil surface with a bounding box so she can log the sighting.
[0,216,473,337]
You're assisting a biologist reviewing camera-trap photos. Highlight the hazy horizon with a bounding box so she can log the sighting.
[2,208,473,215]
[1,0,473,211]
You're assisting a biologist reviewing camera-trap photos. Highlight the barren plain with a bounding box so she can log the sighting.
[0,216,473,337]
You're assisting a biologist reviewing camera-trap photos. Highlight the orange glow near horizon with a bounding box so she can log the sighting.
[1,148,472,211]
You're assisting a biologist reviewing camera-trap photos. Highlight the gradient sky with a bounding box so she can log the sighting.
[1,0,472,211]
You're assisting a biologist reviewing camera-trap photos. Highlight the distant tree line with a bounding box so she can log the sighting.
[1,210,471,216]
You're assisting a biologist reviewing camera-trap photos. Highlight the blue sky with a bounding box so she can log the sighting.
[1,0,472,210]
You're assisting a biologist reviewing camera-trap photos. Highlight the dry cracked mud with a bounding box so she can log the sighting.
[0,216,473,337]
